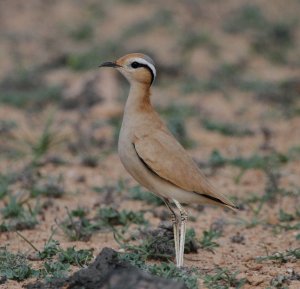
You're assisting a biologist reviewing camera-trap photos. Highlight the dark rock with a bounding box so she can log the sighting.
[101,266,187,289]
[139,224,175,260]
[231,232,245,244]
[25,247,187,289]
[0,276,7,285]
[68,247,120,289]
[210,218,226,234]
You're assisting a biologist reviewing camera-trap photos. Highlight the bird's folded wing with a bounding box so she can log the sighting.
[134,130,203,191]
[133,130,236,208]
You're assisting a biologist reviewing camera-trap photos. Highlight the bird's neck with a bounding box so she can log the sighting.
[124,82,153,117]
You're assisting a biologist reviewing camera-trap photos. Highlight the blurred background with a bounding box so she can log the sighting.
[0,0,300,287]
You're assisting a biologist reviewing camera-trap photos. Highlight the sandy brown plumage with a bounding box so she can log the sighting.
[99,53,237,267]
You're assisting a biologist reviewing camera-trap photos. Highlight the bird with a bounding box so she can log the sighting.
[99,53,237,267]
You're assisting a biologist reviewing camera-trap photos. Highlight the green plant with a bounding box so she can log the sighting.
[0,174,10,199]
[31,175,66,198]
[159,105,196,148]
[38,239,61,260]
[199,228,221,251]
[118,252,199,289]
[129,185,164,206]
[184,228,199,253]
[67,49,98,71]
[0,195,38,231]
[0,69,62,108]
[67,41,122,71]
[252,22,294,63]
[202,119,253,137]
[223,4,267,33]
[278,209,295,222]
[274,222,300,232]
[58,247,93,267]
[237,199,265,228]
[207,149,289,171]
[2,196,23,219]
[40,261,69,280]
[270,274,289,289]
[203,267,246,289]
[93,179,126,195]
[182,62,246,94]
[0,120,17,134]
[239,79,300,115]
[108,115,122,147]
[0,173,15,200]
[0,248,35,281]
[30,117,60,165]
[256,248,300,263]
[148,263,199,289]
[98,207,148,227]
[121,10,173,39]
[69,23,93,41]
[60,207,95,241]
[125,235,174,261]
[118,251,146,268]
[180,31,219,56]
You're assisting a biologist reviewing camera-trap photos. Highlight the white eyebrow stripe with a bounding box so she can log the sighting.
[132,57,156,79]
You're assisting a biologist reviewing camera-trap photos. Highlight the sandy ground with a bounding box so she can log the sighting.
[0,0,300,288]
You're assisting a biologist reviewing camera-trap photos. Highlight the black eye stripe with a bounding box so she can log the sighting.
[130,61,155,84]
[131,61,140,68]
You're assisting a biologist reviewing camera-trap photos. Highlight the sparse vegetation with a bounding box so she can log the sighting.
[181,31,219,56]
[0,174,10,200]
[199,228,221,251]
[98,206,148,227]
[148,263,199,289]
[0,196,38,231]
[67,42,122,71]
[60,207,95,241]
[0,248,35,281]
[0,70,62,108]
[69,23,94,41]
[0,238,94,283]
[206,149,291,172]
[223,4,267,33]
[29,117,62,165]
[31,175,66,198]
[252,22,295,63]
[160,105,196,148]
[203,268,246,289]
[0,1,299,288]
[202,119,254,137]
[129,185,164,206]
[58,247,93,267]
[256,248,300,263]
[118,252,199,289]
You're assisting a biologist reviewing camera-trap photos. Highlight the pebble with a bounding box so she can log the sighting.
[247,274,265,286]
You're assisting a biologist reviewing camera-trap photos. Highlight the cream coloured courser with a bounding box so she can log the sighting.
[100,53,237,267]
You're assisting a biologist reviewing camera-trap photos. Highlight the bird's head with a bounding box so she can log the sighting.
[99,53,156,86]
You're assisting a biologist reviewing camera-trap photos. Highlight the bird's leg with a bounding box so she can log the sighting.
[173,199,188,267]
[163,198,180,266]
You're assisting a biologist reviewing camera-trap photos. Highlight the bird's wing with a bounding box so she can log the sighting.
[133,129,236,209]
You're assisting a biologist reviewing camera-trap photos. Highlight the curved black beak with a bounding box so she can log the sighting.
[99,61,121,68]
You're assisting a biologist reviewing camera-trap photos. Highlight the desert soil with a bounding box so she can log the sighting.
[0,0,299,288]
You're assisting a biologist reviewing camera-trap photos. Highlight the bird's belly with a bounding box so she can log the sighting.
[118,139,203,203]
[118,140,156,191]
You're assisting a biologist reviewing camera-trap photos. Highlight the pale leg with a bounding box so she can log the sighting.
[163,198,180,266]
[173,199,188,267]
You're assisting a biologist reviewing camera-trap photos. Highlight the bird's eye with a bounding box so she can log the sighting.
[131,61,140,69]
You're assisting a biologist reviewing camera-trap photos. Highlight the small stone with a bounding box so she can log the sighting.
[231,232,245,244]
[247,274,265,286]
